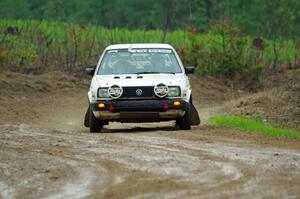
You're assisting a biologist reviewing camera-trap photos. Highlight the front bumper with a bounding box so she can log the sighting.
[90,99,189,122]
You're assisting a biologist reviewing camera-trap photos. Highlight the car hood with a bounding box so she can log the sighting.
[95,74,184,87]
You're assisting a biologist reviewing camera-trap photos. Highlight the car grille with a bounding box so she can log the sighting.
[121,86,155,99]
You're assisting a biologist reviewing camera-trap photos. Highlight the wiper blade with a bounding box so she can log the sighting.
[133,72,175,75]
[160,72,176,74]
[133,72,160,74]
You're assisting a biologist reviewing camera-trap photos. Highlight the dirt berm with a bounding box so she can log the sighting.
[0,71,299,199]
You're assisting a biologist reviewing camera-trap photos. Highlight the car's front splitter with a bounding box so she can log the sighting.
[90,99,189,122]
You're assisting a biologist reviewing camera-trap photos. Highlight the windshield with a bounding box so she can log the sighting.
[97,49,182,75]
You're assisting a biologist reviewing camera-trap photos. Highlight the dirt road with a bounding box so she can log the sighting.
[0,72,299,198]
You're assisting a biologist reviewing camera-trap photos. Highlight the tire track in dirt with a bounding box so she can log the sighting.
[0,124,110,199]
[1,121,300,198]
[98,132,299,198]
[0,181,15,199]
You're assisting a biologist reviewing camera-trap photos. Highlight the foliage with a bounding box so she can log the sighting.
[210,115,300,139]
[1,0,299,78]
[0,19,298,80]
[181,20,262,81]
[0,0,300,40]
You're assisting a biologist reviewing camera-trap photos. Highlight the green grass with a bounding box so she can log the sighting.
[210,115,300,139]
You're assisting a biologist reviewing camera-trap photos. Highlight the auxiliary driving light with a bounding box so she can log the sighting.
[108,85,123,99]
[154,83,168,98]
[98,103,105,108]
[173,101,181,106]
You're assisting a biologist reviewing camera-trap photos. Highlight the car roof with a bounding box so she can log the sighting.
[105,43,174,50]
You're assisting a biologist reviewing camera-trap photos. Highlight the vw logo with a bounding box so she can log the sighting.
[136,88,143,96]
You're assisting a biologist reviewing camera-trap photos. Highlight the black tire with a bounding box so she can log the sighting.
[89,106,103,133]
[176,105,192,130]
[84,106,90,127]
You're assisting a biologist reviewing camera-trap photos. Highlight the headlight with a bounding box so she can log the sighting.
[168,86,181,97]
[98,88,109,98]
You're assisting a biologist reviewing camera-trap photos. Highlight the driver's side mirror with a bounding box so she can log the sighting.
[85,66,96,76]
[184,66,195,74]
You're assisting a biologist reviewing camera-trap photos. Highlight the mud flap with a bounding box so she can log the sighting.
[84,106,90,127]
[190,103,200,125]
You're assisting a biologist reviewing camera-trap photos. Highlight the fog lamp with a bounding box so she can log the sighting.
[98,103,105,108]
[173,101,181,106]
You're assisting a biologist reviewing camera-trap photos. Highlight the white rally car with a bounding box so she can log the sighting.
[84,44,200,132]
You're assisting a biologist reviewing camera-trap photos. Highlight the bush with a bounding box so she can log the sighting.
[183,20,262,83]
[0,19,295,79]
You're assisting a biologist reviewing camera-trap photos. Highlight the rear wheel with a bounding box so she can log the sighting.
[89,106,103,133]
[176,105,191,130]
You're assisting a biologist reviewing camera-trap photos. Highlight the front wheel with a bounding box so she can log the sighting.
[89,106,103,133]
[176,105,191,130]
